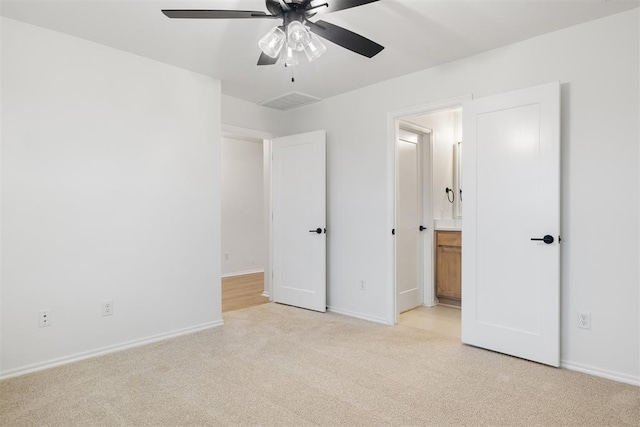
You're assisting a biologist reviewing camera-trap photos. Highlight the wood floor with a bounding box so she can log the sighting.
[399,305,461,339]
[222,272,269,313]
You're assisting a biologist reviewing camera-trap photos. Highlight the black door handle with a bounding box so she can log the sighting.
[309,228,322,234]
[419,225,427,231]
[531,235,554,244]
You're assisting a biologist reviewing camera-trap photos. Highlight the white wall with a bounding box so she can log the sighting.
[221,94,284,137]
[0,18,222,376]
[407,110,462,222]
[221,136,264,276]
[282,9,639,382]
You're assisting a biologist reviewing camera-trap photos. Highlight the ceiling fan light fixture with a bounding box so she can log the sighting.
[163,0,385,68]
[304,32,327,62]
[258,26,286,58]
[287,20,310,51]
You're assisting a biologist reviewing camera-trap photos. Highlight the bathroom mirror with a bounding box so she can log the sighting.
[454,141,462,218]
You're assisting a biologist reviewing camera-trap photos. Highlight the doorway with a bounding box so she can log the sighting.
[403,107,463,310]
[389,96,469,335]
[395,117,463,337]
[220,127,273,314]
[396,108,464,333]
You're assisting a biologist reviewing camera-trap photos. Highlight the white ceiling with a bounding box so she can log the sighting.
[1,0,638,106]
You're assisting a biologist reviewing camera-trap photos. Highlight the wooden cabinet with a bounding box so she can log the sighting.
[435,230,461,305]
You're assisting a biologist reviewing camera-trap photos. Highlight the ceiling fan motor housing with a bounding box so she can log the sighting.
[266,0,320,26]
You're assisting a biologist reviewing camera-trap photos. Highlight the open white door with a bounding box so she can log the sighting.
[396,129,425,313]
[462,82,560,366]
[272,130,326,312]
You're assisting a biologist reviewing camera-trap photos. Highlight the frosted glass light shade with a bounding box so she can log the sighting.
[304,32,326,62]
[287,21,310,52]
[259,26,286,58]
[281,45,299,67]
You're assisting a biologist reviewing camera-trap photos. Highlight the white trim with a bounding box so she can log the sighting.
[561,360,640,386]
[264,139,273,302]
[327,306,391,325]
[221,124,276,141]
[261,291,270,298]
[0,320,224,380]
[221,269,265,278]
[387,95,473,122]
[399,122,432,135]
[387,95,472,325]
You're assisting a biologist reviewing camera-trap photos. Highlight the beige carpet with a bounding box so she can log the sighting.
[1,303,638,426]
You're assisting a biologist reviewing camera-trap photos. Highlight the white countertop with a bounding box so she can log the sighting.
[433,219,462,231]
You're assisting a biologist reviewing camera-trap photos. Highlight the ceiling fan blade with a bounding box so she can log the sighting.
[276,0,291,11]
[307,20,384,58]
[162,10,278,19]
[321,0,380,14]
[257,52,279,66]
[266,0,288,16]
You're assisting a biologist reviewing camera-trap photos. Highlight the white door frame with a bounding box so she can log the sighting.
[221,125,277,301]
[386,95,472,325]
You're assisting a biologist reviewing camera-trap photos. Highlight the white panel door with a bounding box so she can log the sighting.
[272,130,326,312]
[462,82,560,366]
[396,130,423,313]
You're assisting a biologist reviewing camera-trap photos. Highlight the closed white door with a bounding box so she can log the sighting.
[462,82,561,366]
[272,130,326,312]
[396,129,425,313]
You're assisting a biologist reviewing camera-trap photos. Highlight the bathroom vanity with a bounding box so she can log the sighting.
[435,230,461,306]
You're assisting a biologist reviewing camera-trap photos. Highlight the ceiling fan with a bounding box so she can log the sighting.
[162,0,384,67]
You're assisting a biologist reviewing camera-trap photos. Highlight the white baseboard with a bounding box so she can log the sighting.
[221,269,264,278]
[327,306,391,325]
[561,360,639,386]
[0,319,224,380]
[261,291,270,298]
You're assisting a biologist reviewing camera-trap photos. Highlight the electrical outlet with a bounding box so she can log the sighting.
[578,312,591,330]
[102,300,114,317]
[38,309,51,327]
[359,280,366,290]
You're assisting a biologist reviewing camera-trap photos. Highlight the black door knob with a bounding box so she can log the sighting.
[309,228,322,234]
[419,225,427,231]
[530,235,554,244]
